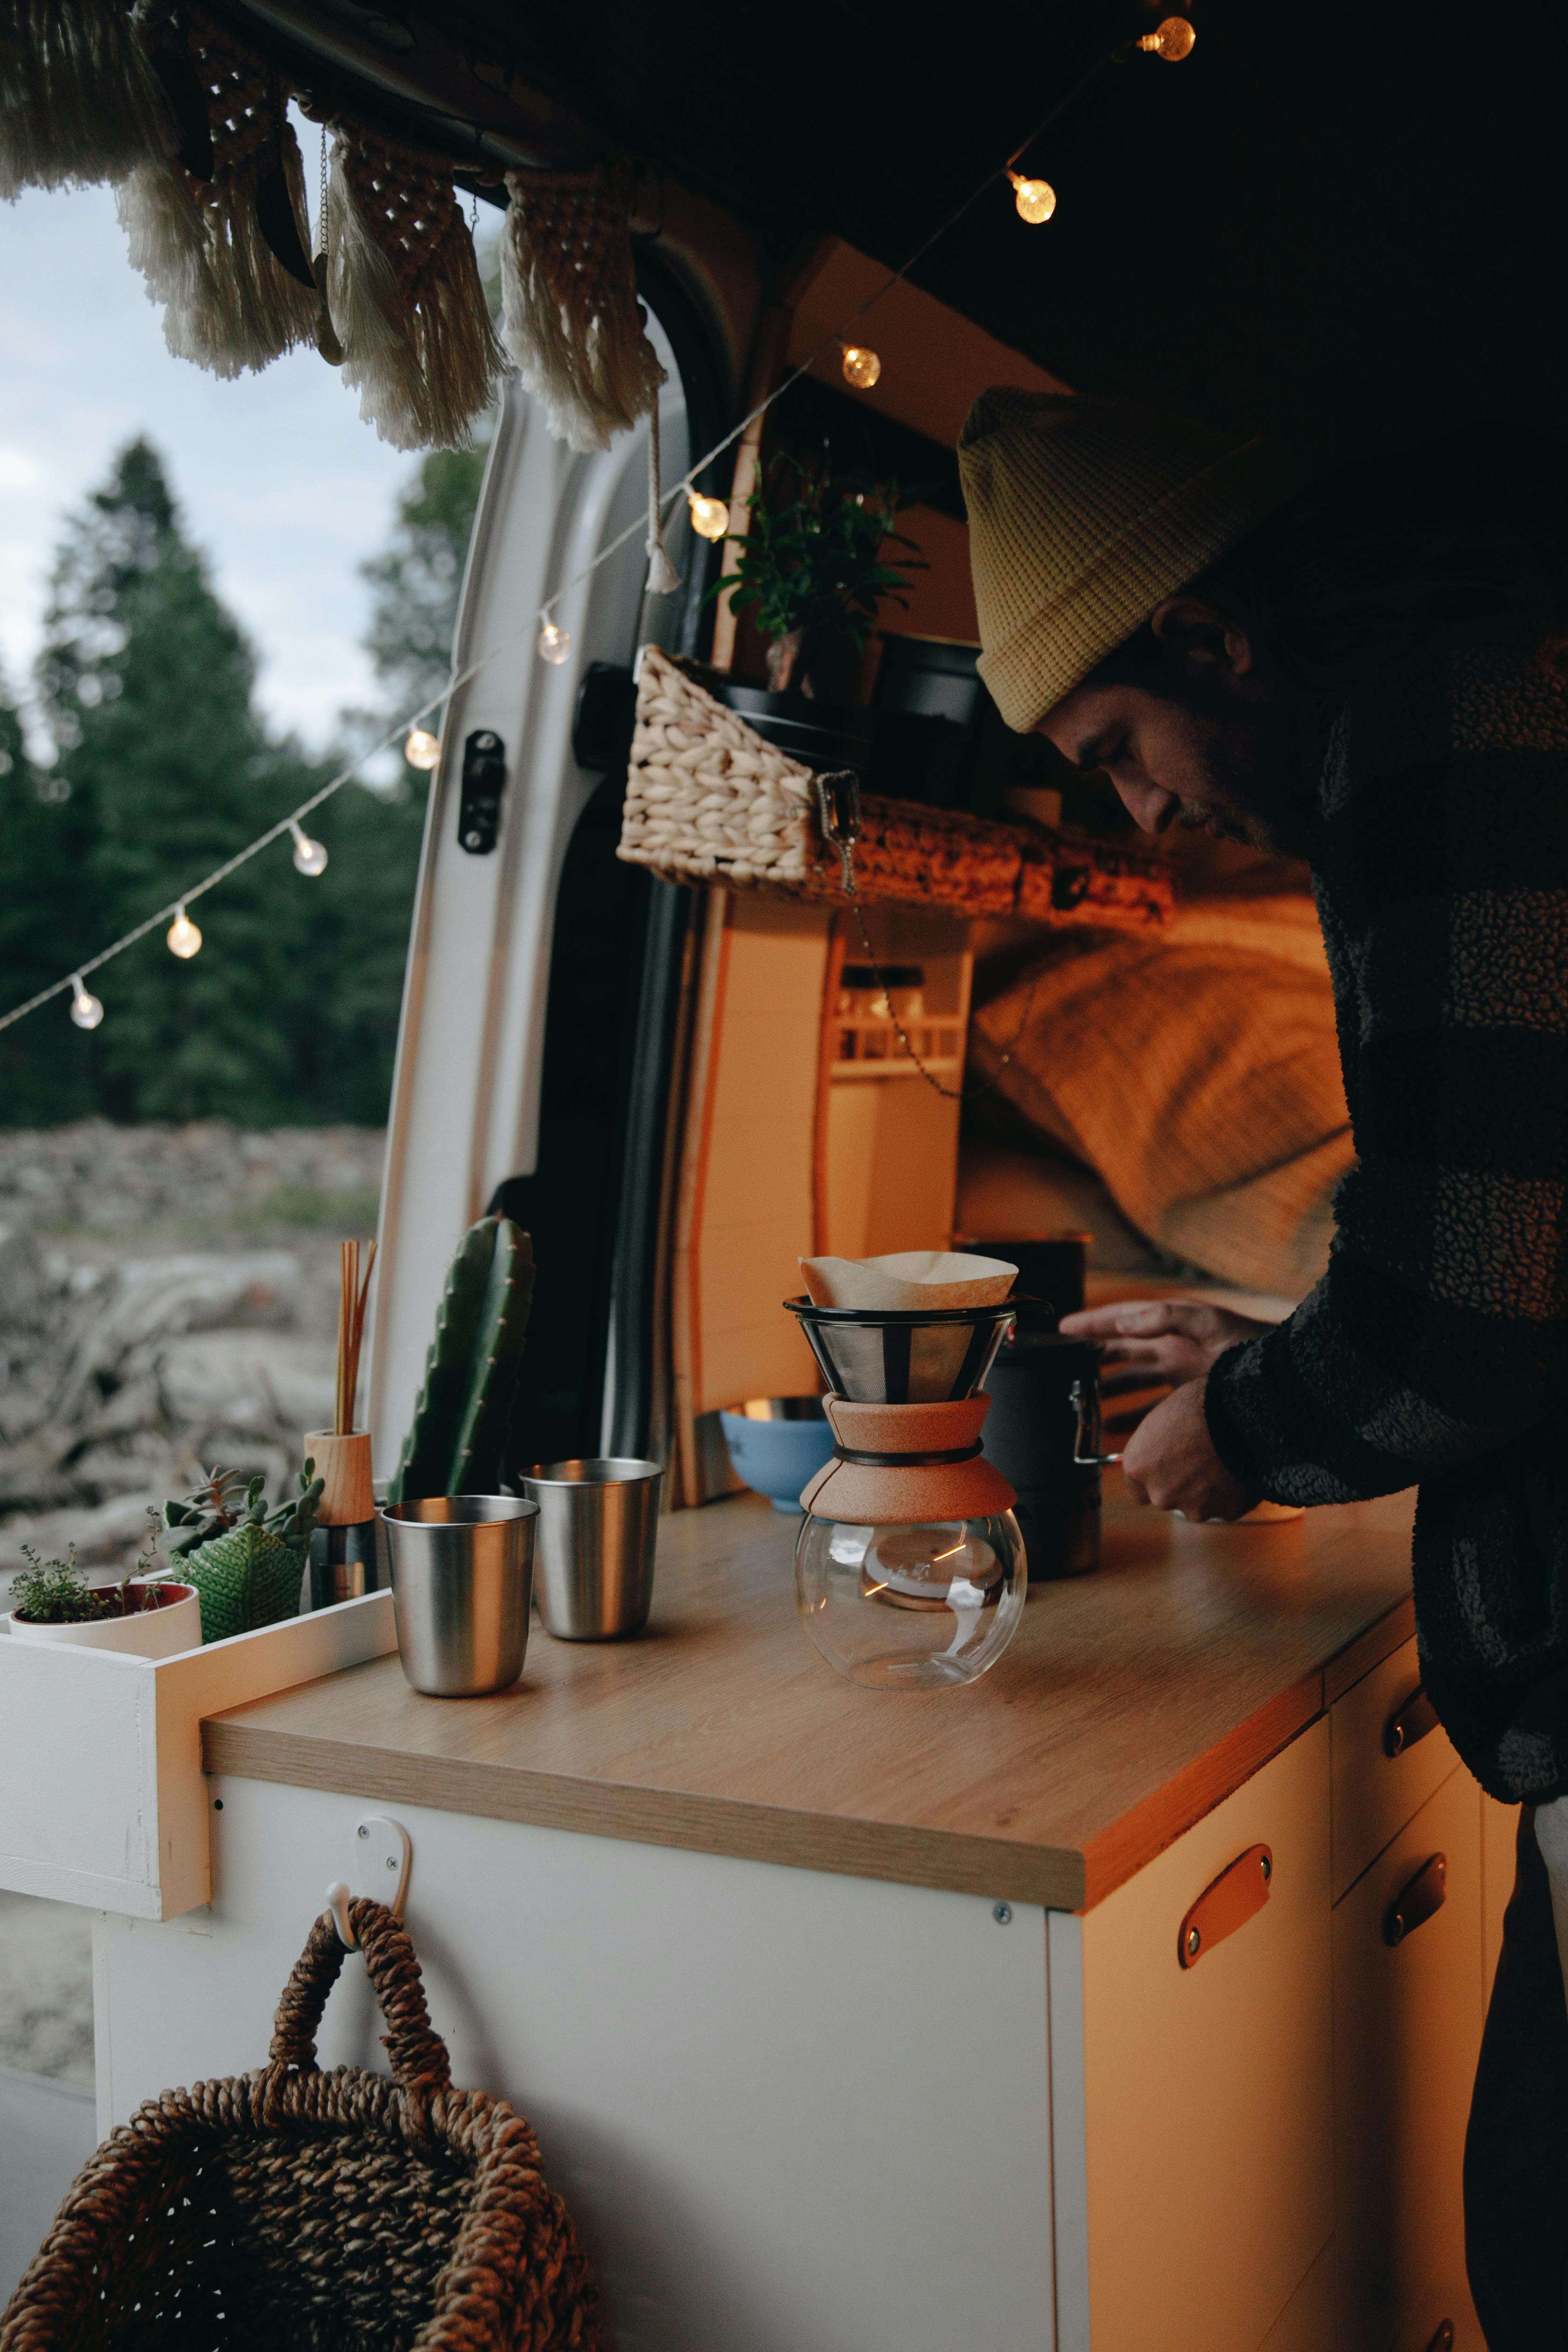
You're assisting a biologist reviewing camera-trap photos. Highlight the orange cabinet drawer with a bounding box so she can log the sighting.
[1333,1770,1485,2351]
[1331,1638,1459,1902]
[1083,1720,1332,2352]
[1390,2231,1484,2352]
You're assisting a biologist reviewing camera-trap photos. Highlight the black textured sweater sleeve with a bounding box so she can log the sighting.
[1205,641,1568,1508]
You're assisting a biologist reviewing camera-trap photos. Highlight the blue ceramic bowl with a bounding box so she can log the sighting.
[719,1407,834,1513]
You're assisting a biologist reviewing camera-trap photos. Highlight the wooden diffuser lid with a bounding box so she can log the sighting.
[304,1429,375,1526]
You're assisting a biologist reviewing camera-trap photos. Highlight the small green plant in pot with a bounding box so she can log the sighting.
[712,450,924,704]
[3,1519,202,1656]
[162,1464,324,1643]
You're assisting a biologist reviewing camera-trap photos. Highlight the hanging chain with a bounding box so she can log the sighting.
[316,124,329,260]
[815,772,1045,1104]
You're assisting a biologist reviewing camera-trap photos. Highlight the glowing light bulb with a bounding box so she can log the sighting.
[289,819,328,877]
[1008,171,1057,224]
[68,975,103,1030]
[404,728,441,771]
[840,343,882,391]
[688,491,730,542]
[166,904,202,960]
[537,620,571,665]
[1138,15,1196,58]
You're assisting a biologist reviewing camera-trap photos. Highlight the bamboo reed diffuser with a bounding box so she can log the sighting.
[304,1239,381,1607]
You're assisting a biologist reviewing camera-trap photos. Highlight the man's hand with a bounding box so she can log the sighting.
[1058,1298,1273,1384]
[1120,1378,1258,1520]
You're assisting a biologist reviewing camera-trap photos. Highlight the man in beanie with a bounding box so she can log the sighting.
[958,387,1568,2341]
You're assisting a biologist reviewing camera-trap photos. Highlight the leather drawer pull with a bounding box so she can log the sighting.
[1384,1683,1440,1758]
[1178,1843,1273,1969]
[1385,1852,1447,1946]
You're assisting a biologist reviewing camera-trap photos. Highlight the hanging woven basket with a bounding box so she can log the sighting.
[618,646,1174,930]
[0,1898,598,2351]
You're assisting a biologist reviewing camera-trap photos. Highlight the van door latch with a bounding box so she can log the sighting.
[458,730,507,854]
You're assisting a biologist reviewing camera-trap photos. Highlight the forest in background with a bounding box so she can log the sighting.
[0,434,485,1127]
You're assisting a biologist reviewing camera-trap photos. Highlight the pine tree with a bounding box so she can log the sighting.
[0,676,103,1123]
[2,434,480,1129]
[33,439,326,1122]
[361,444,486,717]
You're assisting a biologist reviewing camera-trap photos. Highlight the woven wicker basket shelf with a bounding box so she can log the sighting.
[618,645,1174,929]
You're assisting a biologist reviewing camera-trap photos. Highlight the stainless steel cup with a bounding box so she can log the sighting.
[520,1457,662,1640]
[379,1496,538,1696]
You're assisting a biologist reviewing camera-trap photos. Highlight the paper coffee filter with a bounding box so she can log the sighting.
[800,1250,1018,1311]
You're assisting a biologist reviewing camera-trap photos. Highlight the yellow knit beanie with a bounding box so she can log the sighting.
[958,387,1301,732]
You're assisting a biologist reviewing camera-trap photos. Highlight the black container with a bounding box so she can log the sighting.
[958,1236,1089,1335]
[307,1518,385,1611]
[873,634,983,726]
[982,1335,1102,1579]
[702,677,873,773]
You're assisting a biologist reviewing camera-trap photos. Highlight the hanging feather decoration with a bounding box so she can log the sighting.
[117,6,315,378]
[0,0,175,199]
[327,123,504,451]
[499,162,665,455]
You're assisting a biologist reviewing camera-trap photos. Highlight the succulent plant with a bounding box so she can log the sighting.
[162,1462,324,1643]
[387,1216,534,1501]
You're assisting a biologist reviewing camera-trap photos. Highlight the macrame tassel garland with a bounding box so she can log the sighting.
[0,0,175,199]
[500,162,665,453]
[117,9,316,377]
[645,397,681,596]
[328,123,504,450]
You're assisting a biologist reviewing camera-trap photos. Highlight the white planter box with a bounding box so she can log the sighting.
[0,1593,397,1920]
[2,1583,202,1659]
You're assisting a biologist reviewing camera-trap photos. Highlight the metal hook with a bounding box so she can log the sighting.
[323,1815,412,1949]
[324,1881,357,1950]
[1070,1377,1125,1468]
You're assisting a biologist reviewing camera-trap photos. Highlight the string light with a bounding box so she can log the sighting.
[1138,16,1196,59]
[166,904,202,959]
[68,975,103,1030]
[1008,172,1057,225]
[687,491,730,542]
[4,52,1195,1049]
[289,819,328,877]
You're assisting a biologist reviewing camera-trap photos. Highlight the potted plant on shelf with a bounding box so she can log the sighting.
[162,1463,324,1642]
[2,1527,200,1659]
[707,450,924,765]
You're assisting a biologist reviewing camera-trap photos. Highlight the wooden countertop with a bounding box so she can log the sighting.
[204,1481,1418,1911]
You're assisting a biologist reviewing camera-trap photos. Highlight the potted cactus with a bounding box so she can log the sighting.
[162,1463,324,1643]
[2,1528,201,1659]
[387,1216,535,1500]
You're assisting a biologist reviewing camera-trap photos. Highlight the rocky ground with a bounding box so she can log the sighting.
[0,1121,384,2080]
[0,1121,384,1587]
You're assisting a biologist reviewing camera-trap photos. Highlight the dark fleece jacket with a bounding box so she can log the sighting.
[1206,633,1568,1804]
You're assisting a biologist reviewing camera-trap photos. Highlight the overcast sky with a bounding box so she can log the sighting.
[1,179,417,753]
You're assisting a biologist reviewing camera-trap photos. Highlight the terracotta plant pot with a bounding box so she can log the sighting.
[1,1579,202,1659]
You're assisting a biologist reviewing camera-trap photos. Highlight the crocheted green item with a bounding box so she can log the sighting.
[179,1521,305,1644]
[162,1465,324,1643]
[386,1215,534,1501]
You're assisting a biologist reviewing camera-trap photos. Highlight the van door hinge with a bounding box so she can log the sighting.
[458,730,507,854]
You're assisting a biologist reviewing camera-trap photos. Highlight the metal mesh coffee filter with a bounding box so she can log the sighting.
[784,1297,1017,1403]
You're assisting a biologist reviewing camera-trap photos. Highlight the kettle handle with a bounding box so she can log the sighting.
[1069,1377,1125,1468]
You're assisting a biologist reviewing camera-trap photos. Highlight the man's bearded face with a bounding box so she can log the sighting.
[1037,630,1313,857]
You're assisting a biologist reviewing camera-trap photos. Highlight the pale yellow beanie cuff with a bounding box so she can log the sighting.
[962,396,1308,735]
